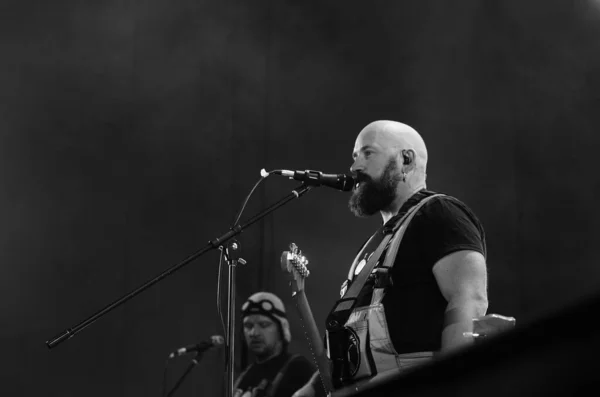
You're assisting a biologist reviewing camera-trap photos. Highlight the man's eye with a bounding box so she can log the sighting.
[259,322,271,328]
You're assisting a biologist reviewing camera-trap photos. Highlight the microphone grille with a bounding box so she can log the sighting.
[211,335,225,346]
[342,174,355,191]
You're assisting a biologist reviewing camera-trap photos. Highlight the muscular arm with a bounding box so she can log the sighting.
[432,250,488,353]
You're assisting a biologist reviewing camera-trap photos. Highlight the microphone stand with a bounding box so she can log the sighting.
[166,353,201,397]
[45,184,314,397]
[222,239,245,397]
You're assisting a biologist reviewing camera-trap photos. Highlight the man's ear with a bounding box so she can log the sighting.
[401,149,416,169]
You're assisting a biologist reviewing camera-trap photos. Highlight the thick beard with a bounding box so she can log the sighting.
[348,159,401,217]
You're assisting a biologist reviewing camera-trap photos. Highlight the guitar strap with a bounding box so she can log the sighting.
[232,366,251,397]
[331,231,392,317]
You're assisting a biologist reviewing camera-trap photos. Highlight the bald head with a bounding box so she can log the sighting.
[355,120,428,175]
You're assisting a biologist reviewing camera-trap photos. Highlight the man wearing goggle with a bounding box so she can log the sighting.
[233,292,315,397]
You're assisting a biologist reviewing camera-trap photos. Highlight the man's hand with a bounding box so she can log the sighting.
[472,314,516,337]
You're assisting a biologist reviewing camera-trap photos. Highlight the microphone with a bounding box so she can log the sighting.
[168,335,225,358]
[273,169,355,192]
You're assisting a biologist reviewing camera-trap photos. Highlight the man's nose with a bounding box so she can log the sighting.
[350,158,363,174]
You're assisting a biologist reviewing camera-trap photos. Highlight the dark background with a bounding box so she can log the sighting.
[2,0,599,396]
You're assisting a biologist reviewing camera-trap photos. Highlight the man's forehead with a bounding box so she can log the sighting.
[354,122,411,152]
[243,314,274,324]
[353,128,383,152]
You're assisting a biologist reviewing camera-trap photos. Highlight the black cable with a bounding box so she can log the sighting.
[216,168,277,354]
[231,169,277,227]
[214,168,278,394]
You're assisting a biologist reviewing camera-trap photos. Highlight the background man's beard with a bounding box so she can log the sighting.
[251,342,282,362]
[249,343,271,359]
[253,348,270,360]
[348,160,401,217]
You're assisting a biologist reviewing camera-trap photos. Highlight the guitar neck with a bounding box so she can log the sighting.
[292,290,333,394]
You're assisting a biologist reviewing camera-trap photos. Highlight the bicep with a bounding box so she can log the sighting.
[432,250,488,305]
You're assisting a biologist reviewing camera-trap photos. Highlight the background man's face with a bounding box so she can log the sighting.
[243,314,281,359]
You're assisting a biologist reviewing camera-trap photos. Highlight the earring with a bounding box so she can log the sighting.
[401,172,407,182]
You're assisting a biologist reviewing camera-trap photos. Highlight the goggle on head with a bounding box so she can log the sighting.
[241,299,286,319]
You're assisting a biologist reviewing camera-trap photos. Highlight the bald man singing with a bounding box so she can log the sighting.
[293,120,488,397]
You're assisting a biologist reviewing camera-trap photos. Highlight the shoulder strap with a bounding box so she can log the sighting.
[380,193,445,270]
[233,363,253,393]
[265,354,301,397]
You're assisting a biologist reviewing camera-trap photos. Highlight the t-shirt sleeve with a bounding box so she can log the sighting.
[274,356,317,397]
[419,196,486,267]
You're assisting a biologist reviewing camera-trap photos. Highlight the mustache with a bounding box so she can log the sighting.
[353,172,371,183]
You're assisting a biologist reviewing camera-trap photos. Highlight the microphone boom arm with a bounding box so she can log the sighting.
[45,183,314,349]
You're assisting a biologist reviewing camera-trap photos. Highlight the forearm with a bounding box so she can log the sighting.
[440,297,487,353]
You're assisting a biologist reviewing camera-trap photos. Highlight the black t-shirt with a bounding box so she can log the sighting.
[234,352,315,397]
[348,189,486,354]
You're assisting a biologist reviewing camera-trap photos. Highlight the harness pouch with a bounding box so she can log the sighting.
[340,306,376,384]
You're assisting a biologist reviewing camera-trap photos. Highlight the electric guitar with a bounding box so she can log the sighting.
[280,243,334,395]
[281,244,418,397]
